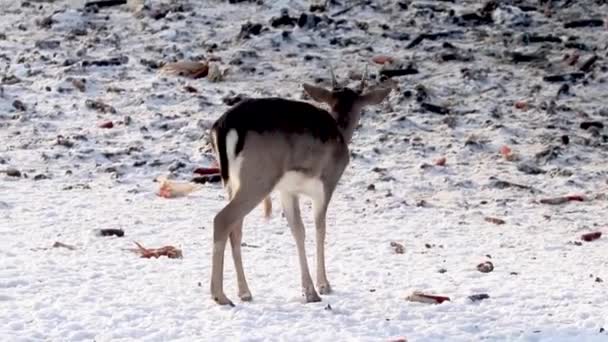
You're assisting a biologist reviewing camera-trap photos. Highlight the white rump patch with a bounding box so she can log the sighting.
[225,129,243,193]
[275,171,325,202]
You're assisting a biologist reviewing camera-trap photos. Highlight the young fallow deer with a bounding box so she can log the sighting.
[209,66,391,306]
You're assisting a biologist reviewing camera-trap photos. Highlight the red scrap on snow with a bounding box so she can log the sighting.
[540,195,585,205]
[581,232,602,242]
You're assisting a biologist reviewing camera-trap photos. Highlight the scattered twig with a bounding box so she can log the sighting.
[421,102,450,115]
[53,241,77,250]
[379,67,419,78]
[331,0,370,17]
[564,19,604,29]
[543,73,585,83]
[82,56,128,67]
[85,0,127,8]
[539,195,585,205]
[511,52,545,63]
[579,55,598,73]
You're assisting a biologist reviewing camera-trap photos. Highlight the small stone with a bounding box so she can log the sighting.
[86,99,116,114]
[468,293,490,302]
[595,277,603,283]
[56,136,74,148]
[238,22,264,39]
[438,268,447,274]
[12,100,26,111]
[517,162,546,175]
[70,78,86,92]
[34,174,49,181]
[223,94,248,106]
[169,161,186,172]
[35,40,60,49]
[477,261,494,273]
[6,168,21,177]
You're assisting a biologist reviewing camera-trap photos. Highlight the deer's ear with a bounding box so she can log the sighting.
[303,83,333,105]
[359,87,391,106]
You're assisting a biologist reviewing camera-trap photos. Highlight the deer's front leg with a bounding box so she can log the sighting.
[281,192,321,303]
[313,198,331,295]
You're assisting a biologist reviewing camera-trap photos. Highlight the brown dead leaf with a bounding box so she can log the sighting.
[161,61,209,79]
[485,217,506,225]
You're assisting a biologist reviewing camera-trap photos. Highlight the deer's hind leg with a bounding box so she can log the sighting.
[314,151,349,295]
[210,166,279,306]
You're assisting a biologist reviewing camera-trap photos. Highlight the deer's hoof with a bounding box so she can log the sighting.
[212,293,235,307]
[304,288,322,303]
[318,283,332,295]
[239,291,253,302]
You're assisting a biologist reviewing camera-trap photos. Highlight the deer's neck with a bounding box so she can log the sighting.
[336,109,362,143]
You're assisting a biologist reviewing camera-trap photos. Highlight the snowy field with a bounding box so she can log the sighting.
[1,0,608,341]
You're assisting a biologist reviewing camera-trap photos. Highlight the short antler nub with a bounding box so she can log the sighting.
[359,64,368,93]
[329,64,338,89]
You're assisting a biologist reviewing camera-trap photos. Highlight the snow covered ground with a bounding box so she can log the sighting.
[1,0,608,341]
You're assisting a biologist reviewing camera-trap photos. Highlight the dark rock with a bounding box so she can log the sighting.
[421,102,450,115]
[517,162,546,175]
[6,168,21,177]
[379,67,419,78]
[82,56,128,67]
[238,22,264,39]
[477,261,494,273]
[543,73,585,83]
[270,9,297,27]
[35,40,60,49]
[85,99,116,114]
[191,174,221,184]
[580,121,604,130]
[34,174,49,180]
[564,19,604,29]
[94,228,125,237]
[12,100,26,111]
[223,94,248,106]
[169,161,186,172]
[468,293,490,302]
